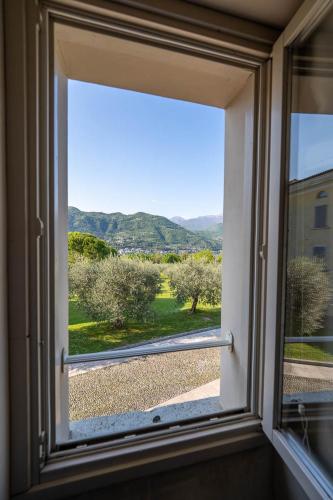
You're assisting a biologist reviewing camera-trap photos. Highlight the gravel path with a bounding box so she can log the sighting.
[69,347,220,421]
[68,327,221,376]
[70,327,333,422]
[283,374,333,394]
[69,325,333,423]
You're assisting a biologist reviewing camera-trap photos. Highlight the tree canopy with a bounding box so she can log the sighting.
[69,256,161,328]
[161,253,182,264]
[168,258,221,313]
[68,232,117,261]
[193,249,215,263]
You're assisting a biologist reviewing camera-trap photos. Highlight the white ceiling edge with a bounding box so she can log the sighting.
[55,23,252,109]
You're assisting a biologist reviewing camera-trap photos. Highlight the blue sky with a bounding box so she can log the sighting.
[68,80,225,219]
[290,113,333,180]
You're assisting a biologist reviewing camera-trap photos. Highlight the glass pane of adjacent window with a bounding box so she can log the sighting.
[281,7,333,482]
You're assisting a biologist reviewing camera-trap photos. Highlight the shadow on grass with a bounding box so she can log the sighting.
[68,299,221,355]
[152,296,180,314]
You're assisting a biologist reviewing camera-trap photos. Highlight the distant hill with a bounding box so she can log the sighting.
[68,207,221,252]
[170,215,223,232]
[196,222,223,247]
[170,215,223,248]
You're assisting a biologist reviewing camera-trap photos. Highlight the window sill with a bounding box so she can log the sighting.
[17,417,263,499]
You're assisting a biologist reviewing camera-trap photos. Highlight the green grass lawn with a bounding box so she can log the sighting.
[69,278,221,355]
[284,342,333,363]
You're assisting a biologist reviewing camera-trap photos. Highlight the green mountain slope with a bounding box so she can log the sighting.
[68,207,221,252]
[196,222,223,245]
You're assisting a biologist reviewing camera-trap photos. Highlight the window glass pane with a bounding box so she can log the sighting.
[281,7,333,481]
[313,246,326,259]
[314,205,327,228]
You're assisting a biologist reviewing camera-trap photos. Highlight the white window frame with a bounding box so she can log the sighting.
[49,0,265,447]
[49,4,264,452]
[262,1,333,499]
[8,0,327,498]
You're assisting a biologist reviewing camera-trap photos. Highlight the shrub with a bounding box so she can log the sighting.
[161,253,181,264]
[126,252,153,262]
[68,256,99,310]
[70,256,161,328]
[168,258,221,313]
[193,249,215,263]
[216,254,223,264]
[286,256,331,337]
[68,231,116,262]
[150,253,163,264]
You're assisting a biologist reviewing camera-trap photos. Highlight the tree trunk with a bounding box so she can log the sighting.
[114,318,124,328]
[190,296,198,314]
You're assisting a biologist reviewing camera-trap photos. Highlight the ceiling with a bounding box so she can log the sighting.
[187,0,304,29]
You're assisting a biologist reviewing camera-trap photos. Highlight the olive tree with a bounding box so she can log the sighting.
[168,259,221,313]
[286,256,331,336]
[69,256,161,328]
[68,255,99,307]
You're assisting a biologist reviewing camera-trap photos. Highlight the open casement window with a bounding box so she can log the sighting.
[10,0,333,497]
[263,1,333,498]
[52,22,260,446]
[7,0,269,496]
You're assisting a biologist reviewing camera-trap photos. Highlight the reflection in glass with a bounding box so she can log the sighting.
[281,8,333,481]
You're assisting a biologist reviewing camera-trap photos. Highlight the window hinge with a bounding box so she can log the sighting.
[39,430,47,464]
[259,244,267,260]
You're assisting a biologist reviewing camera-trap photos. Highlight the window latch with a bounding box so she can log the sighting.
[36,217,44,238]
[225,330,234,352]
[39,430,47,465]
[259,244,267,260]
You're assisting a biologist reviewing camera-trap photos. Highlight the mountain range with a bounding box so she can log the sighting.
[170,215,222,232]
[68,207,222,252]
[170,215,223,247]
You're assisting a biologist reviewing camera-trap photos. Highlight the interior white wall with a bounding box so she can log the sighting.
[220,74,254,410]
[0,0,9,496]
